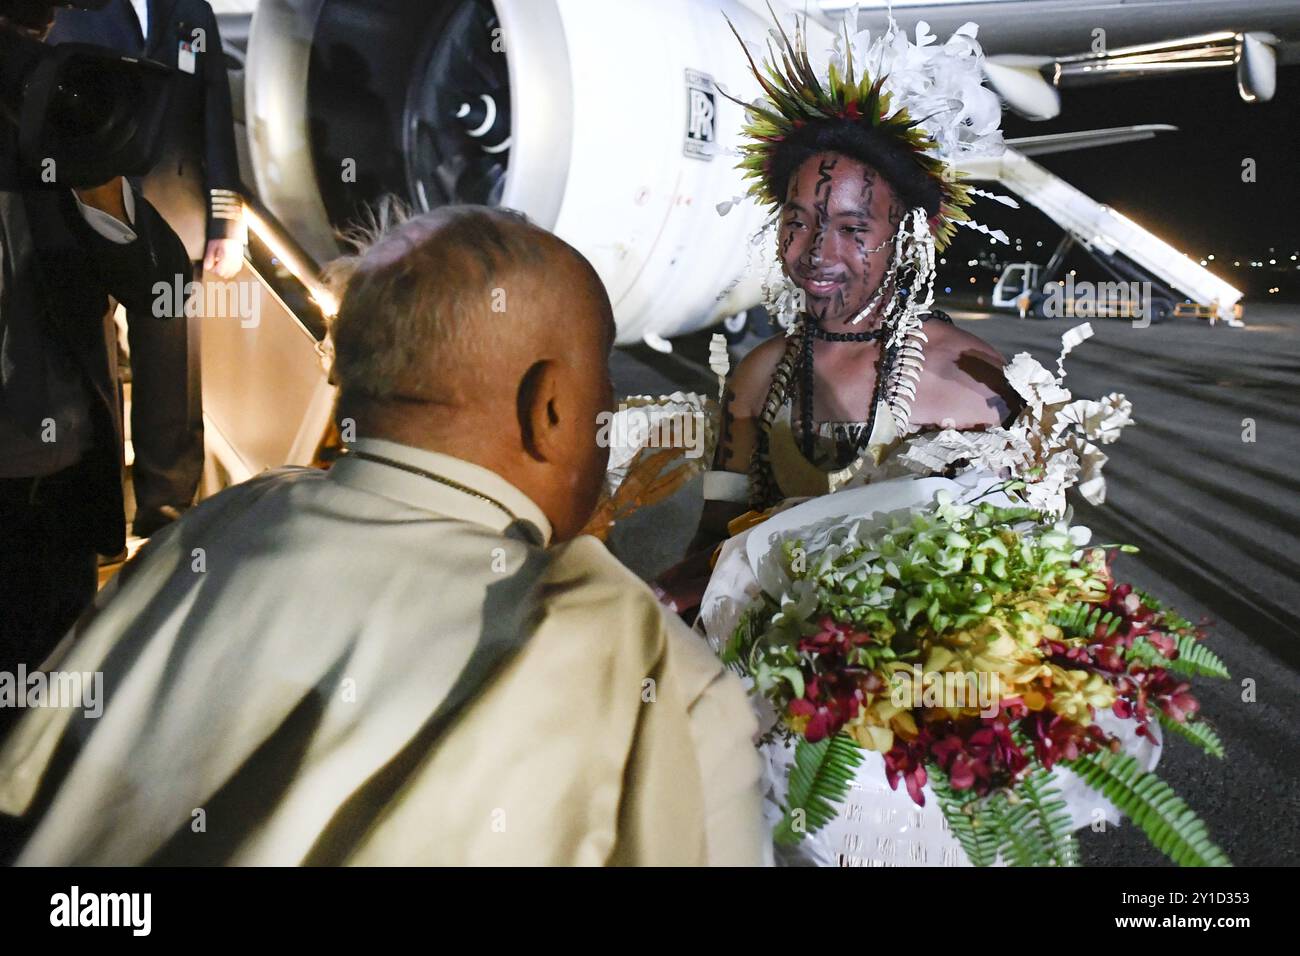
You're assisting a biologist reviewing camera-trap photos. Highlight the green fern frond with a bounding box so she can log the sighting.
[992,793,1053,866]
[775,734,865,845]
[1066,751,1231,866]
[1158,714,1226,759]
[929,765,1002,867]
[1019,766,1081,866]
[1002,730,1081,867]
[1127,634,1230,679]
[1050,602,1121,640]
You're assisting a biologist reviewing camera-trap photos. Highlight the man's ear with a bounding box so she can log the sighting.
[517,359,561,462]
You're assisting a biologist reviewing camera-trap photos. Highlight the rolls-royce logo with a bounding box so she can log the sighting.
[685,69,716,160]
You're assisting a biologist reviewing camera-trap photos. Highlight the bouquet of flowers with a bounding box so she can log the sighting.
[722,489,1231,866]
[704,324,1232,866]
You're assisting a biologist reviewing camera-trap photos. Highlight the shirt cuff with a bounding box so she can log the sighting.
[73,179,138,245]
[702,470,750,503]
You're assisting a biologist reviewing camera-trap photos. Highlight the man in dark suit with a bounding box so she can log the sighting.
[0,2,192,697]
[50,0,244,537]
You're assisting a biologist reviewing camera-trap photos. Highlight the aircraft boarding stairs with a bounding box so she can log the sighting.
[959,142,1244,324]
[195,201,338,496]
[112,199,337,576]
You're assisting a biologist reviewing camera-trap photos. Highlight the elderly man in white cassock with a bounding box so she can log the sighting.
[0,206,769,866]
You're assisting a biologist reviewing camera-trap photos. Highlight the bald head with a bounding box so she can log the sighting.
[330,206,611,409]
[327,205,616,541]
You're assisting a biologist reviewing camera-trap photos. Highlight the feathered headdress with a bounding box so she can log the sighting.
[724,4,1007,251]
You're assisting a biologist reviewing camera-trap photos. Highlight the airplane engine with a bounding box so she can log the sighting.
[244,0,833,344]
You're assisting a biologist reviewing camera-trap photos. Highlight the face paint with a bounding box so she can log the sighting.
[805,156,838,304]
[859,166,877,213]
[778,152,902,328]
[849,168,882,296]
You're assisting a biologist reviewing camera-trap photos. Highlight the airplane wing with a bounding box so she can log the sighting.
[1006,124,1179,157]
[816,1,1300,119]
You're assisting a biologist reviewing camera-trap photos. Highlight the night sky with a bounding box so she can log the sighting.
[937,63,1300,303]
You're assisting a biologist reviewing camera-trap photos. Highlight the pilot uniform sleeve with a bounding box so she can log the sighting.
[663,615,773,866]
[198,3,245,243]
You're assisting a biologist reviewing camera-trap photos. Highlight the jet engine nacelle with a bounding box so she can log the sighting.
[245,0,832,344]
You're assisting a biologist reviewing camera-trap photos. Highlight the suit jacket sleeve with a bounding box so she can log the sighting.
[663,615,772,866]
[199,5,244,243]
[70,184,193,317]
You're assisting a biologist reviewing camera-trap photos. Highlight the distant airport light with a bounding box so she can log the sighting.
[944,287,952,293]
[1269,259,1277,264]
[1200,260,1208,266]
[1234,261,1241,266]
[1207,255,1215,260]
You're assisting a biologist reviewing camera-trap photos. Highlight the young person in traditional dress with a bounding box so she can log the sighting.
[697,16,1021,543]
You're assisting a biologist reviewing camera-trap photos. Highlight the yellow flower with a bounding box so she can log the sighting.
[845,722,895,752]
[1047,667,1116,723]
[1022,688,1048,711]
[843,696,919,753]
[923,646,959,673]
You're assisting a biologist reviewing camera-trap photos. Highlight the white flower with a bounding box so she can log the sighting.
[891,328,1134,516]
[1071,439,1112,505]
[821,15,1004,166]
[1055,393,1134,445]
[1004,352,1072,413]
[1065,522,1094,547]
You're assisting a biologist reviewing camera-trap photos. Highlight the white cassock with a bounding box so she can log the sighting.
[0,438,769,865]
